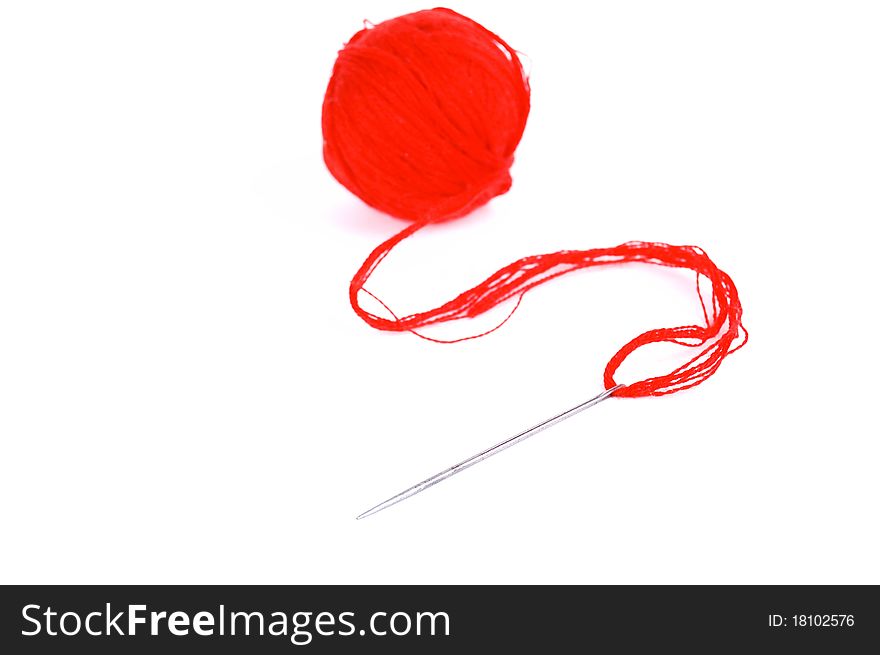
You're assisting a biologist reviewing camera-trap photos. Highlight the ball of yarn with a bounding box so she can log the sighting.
[322,8,530,222]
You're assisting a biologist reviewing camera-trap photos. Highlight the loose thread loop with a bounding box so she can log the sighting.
[350,222,747,398]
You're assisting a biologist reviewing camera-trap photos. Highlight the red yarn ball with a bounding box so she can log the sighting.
[322,8,531,222]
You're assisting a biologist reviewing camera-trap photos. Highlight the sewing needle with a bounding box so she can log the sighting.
[356,383,625,519]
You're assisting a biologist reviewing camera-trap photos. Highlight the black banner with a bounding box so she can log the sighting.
[1,585,877,653]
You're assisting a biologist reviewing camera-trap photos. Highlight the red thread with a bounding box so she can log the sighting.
[323,9,747,399]
[349,221,747,398]
[322,8,529,222]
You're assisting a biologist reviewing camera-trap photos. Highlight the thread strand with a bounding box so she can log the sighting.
[350,222,747,398]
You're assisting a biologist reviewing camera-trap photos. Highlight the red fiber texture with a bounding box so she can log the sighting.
[322,8,530,222]
[325,9,747,398]
[350,224,748,398]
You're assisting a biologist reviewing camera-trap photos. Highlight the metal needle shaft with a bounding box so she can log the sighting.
[356,384,625,520]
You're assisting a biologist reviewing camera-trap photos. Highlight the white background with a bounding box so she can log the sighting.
[1,1,878,584]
